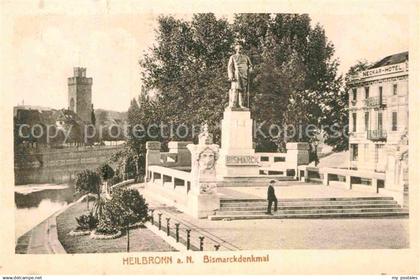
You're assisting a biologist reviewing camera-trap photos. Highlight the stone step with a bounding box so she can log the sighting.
[221,176,294,182]
[219,203,401,211]
[220,200,397,208]
[219,177,296,187]
[208,211,409,221]
[220,196,393,203]
[215,207,405,216]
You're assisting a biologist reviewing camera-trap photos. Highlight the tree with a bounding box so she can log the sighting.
[102,188,149,252]
[241,15,341,151]
[138,14,234,145]
[75,169,102,210]
[110,145,144,181]
[138,13,343,152]
[99,163,115,189]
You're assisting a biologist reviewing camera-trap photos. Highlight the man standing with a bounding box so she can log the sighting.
[266,180,278,215]
[227,44,253,109]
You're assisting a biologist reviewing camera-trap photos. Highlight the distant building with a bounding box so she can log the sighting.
[68,67,93,123]
[14,106,86,147]
[348,51,408,172]
[14,67,127,147]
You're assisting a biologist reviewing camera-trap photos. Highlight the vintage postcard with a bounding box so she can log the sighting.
[0,0,419,276]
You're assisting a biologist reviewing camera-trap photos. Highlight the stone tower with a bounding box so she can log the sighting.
[68,67,93,123]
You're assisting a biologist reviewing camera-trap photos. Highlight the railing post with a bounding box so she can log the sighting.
[199,236,204,251]
[158,213,162,230]
[175,223,180,242]
[345,175,352,190]
[323,172,329,186]
[166,218,171,236]
[186,229,191,250]
[372,178,378,193]
[160,173,164,187]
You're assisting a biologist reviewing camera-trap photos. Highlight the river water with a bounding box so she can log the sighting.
[15,183,76,238]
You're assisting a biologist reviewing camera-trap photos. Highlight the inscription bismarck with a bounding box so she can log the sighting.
[225,155,259,166]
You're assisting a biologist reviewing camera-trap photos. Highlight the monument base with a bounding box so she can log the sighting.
[217,108,260,178]
[187,193,220,219]
[217,152,260,178]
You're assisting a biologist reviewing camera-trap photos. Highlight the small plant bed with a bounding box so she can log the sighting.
[68,229,91,237]
[57,197,176,253]
[90,229,122,240]
[68,212,98,236]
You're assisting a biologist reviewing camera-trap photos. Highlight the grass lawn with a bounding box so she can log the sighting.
[57,198,176,253]
[15,230,31,254]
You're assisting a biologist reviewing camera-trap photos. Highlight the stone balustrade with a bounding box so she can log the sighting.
[311,166,386,193]
[256,152,287,175]
[147,165,192,193]
[256,143,309,178]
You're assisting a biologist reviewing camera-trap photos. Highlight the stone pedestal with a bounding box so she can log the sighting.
[187,193,220,219]
[217,109,259,178]
[285,142,310,178]
[186,125,221,218]
[381,143,408,206]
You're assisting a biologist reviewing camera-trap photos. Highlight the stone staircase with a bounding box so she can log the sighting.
[208,196,409,220]
[220,176,295,188]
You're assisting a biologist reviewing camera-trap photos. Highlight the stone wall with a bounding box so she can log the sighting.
[14,145,123,185]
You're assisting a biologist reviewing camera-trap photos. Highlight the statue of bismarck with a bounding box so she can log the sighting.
[227,44,253,109]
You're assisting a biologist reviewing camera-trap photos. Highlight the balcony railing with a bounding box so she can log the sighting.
[367,130,387,141]
[364,96,387,108]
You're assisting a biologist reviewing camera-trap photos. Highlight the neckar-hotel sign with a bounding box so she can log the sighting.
[360,62,408,79]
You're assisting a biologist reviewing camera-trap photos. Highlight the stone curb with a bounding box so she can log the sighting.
[48,194,94,254]
[47,214,66,253]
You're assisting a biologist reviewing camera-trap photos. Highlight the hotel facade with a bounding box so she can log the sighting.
[348,52,409,173]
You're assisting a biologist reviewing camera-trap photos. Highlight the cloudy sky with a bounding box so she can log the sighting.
[9,12,408,112]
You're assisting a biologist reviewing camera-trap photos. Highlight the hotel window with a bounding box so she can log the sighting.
[352,88,357,101]
[379,86,383,104]
[375,144,384,163]
[393,84,398,95]
[392,112,398,131]
[364,112,369,131]
[352,112,357,132]
[365,87,370,99]
[351,144,358,161]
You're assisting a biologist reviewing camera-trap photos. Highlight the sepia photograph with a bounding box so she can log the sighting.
[1,0,419,276]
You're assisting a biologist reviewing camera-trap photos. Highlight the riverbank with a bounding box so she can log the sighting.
[15,183,76,238]
[14,183,69,194]
[15,195,92,254]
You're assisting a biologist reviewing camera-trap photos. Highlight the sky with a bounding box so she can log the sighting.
[10,13,408,112]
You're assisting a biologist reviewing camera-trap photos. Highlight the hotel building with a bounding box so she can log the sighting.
[348,51,409,173]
